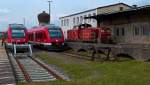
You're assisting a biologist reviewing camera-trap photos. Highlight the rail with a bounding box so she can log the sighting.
[13,44,33,57]
[6,49,67,82]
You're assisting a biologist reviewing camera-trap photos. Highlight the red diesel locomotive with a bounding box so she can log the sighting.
[28,25,65,50]
[5,24,28,47]
[67,24,111,43]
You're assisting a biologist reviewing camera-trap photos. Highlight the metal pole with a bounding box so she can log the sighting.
[47,0,52,24]
[23,17,25,25]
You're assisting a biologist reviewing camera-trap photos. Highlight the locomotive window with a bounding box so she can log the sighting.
[12,29,25,38]
[36,32,40,39]
[49,29,62,38]
[29,33,33,40]
[36,32,43,39]
[39,32,43,39]
[31,33,34,40]
[43,32,46,39]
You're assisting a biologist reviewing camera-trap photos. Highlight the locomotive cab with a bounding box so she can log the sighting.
[6,24,28,46]
[28,24,65,51]
[41,25,65,50]
[48,25,64,46]
[5,24,32,57]
[11,27,27,44]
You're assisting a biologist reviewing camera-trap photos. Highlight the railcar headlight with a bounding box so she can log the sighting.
[62,43,65,45]
[101,30,105,32]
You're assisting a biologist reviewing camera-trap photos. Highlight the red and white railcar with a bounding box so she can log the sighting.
[4,24,32,57]
[5,24,28,46]
[28,25,64,50]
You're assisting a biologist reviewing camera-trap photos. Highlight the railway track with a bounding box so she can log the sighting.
[63,52,92,61]
[0,47,16,85]
[6,48,69,83]
[16,57,57,82]
[33,47,92,61]
[63,52,123,61]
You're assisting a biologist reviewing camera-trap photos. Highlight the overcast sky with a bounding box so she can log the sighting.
[0,0,149,31]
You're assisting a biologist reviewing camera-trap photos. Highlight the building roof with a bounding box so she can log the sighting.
[60,8,96,19]
[60,3,132,19]
[85,5,150,21]
[96,3,132,9]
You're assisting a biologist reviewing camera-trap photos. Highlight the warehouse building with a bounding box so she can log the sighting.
[87,5,150,44]
[60,3,132,38]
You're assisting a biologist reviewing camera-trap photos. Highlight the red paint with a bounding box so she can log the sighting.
[5,25,28,44]
[28,25,64,46]
[67,29,79,41]
[79,28,98,42]
[67,27,111,43]
[97,27,111,43]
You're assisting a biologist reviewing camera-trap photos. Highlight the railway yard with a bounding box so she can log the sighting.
[0,1,150,85]
[0,42,150,85]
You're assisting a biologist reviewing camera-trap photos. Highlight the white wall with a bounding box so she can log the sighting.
[60,9,97,39]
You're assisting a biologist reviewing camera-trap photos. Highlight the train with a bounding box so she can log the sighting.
[28,25,65,50]
[4,24,32,56]
[5,24,28,46]
[27,11,65,50]
[67,24,111,43]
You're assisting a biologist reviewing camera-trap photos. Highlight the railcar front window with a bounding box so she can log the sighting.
[49,30,62,38]
[12,30,25,38]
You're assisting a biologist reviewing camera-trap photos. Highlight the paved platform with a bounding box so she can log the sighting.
[67,42,150,61]
[0,46,16,85]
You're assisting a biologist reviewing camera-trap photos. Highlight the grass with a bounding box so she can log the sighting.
[18,52,150,85]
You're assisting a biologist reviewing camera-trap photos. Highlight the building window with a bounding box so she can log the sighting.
[77,17,79,25]
[67,19,69,26]
[84,15,87,23]
[73,18,75,25]
[134,27,140,36]
[115,27,125,36]
[142,26,149,36]
[61,20,63,26]
[93,13,96,22]
[80,16,83,24]
[66,19,68,26]
[121,28,125,36]
[93,13,96,16]
[88,14,91,22]
[64,20,66,26]
[119,7,123,11]
[116,28,119,36]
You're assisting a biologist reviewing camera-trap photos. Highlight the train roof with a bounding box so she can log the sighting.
[9,24,26,29]
[28,24,61,32]
[46,24,61,30]
[32,24,61,30]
